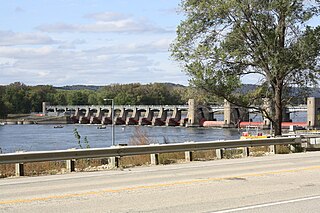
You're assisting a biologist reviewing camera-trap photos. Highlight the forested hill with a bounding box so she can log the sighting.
[54,83,186,91]
[57,83,320,97]
[54,85,102,91]
[240,84,320,103]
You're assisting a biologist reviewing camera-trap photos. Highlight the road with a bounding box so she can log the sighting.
[1,152,320,212]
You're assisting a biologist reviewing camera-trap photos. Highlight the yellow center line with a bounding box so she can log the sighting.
[1,165,320,205]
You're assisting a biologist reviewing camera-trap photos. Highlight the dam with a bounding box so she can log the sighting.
[41,98,317,128]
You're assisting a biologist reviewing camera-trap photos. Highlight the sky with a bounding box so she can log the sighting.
[0,0,186,86]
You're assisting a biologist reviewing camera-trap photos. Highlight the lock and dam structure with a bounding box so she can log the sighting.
[40,97,320,129]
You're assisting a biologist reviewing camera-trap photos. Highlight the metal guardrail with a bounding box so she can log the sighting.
[0,137,302,165]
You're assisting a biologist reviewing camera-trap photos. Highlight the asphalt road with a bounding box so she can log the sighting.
[1,152,320,213]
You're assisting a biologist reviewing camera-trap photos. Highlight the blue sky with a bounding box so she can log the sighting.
[1,1,318,87]
[0,0,185,86]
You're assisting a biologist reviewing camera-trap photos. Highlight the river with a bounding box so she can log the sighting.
[0,111,307,154]
[0,125,243,153]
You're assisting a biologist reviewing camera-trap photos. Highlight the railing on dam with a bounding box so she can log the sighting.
[45,104,308,113]
[0,137,306,176]
[46,105,190,110]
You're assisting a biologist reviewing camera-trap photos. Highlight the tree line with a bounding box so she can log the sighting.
[0,81,310,119]
[0,82,217,118]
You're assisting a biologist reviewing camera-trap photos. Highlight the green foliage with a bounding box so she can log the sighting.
[171,0,320,135]
[67,90,90,105]
[52,91,67,105]
[28,85,56,112]
[73,128,90,149]
[73,128,82,149]
[3,82,31,114]
[83,136,90,149]
[0,86,7,118]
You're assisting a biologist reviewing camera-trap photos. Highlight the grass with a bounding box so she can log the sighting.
[159,152,185,164]
[250,146,270,157]
[193,150,217,161]
[0,164,15,178]
[275,145,291,154]
[119,127,153,168]
[0,161,64,178]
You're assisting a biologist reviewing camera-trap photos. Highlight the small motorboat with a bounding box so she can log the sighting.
[53,125,64,128]
[240,125,269,139]
[97,125,106,129]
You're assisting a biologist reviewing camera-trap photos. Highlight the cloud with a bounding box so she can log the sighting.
[159,7,181,15]
[0,45,156,73]
[14,6,25,13]
[84,12,130,22]
[36,12,171,33]
[0,40,187,86]
[85,38,172,55]
[0,46,56,58]
[0,31,57,46]
[58,39,86,49]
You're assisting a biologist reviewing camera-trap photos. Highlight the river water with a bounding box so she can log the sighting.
[0,125,243,153]
[0,112,307,154]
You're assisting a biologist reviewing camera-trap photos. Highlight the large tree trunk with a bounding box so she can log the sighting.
[273,8,286,136]
[274,82,283,136]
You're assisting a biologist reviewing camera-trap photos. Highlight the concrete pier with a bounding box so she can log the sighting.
[126,108,141,125]
[166,107,182,126]
[307,97,320,128]
[152,108,167,126]
[186,99,199,127]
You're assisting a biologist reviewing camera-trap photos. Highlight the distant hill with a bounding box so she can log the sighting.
[241,84,320,97]
[54,83,320,100]
[54,83,186,91]
[54,85,103,91]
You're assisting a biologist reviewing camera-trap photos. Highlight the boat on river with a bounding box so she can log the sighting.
[240,125,269,139]
[97,125,106,129]
[53,125,64,128]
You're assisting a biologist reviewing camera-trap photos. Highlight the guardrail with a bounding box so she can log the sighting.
[0,137,303,176]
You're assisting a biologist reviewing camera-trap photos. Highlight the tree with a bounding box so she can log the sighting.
[171,0,320,135]
[53,91,68,105]
[0,86,7,118]
[28,85,56,112]
[3,82,31,114]
[67,91,89,105]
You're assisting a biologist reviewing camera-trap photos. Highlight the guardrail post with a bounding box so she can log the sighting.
[301,142,308,152]
[185,151,193,162]
[269,145,276,154]
[216,149,223,159]
[242,147,250,157]
[289,144,296,153]
[66,148,76,172]
[150,153,159,165]
[15,163,24,176]
[66,159,75,172]
[109,157,120,168]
